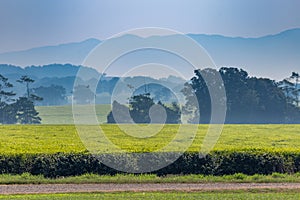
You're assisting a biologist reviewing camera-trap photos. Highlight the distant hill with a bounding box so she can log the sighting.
[0,38,100,66]
[188,28,300,80]
[0,64,185,105]
[0,63,100,79]
[0,64,100,100]
[0,29,300,80]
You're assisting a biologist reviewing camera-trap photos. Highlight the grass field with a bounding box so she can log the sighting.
[1,108,300,199]
[36,105,111,124]
[0,124,300,154]
[1,191,299,200]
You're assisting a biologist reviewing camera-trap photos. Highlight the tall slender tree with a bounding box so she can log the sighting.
[17,75,34,99]
[290,72,300,106]
[0,74,15,103]
[0,74,16,124]
[15,97,41,124]
[16,76,42,124]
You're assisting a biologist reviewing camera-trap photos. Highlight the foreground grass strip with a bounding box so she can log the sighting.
[0,191,300,200]
[2,173,300,184]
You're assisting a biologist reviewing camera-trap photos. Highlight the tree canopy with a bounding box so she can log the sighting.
[182,67,300,124]
[73,85,94,104]
[33,85,67,106]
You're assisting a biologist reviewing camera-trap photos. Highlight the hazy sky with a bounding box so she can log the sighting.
[0,0,300,53]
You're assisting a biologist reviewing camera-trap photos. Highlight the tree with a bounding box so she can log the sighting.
[181,68,220,123]
[1,103,17,124]
[0,74,16,124]
[278,72,300,107]
[278,79,295,104]
[17,75,34,99]
[220,67,259,123]
[16,76,42,124]
[129,93,155,123]
[182,67,300,124]
[73,85,94,104]
[33,85,67,106]
[289,72,300,106]
[181,82,199,124]
[248,78,287,123]
[0,74,15,103]
[0,74,43,124]
[161,101,181,124]
[107,94,181,124]
[107,100,132,123]
[14,97,41,124]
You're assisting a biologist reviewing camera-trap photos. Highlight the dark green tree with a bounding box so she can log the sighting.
[107,100,132,123]
[1,103,17,124]
[33,85,67,106]
[16,76,42,124]
[247,78,287,123]
[182,67,300,124]
[107,94,181,124]
[289,72,300,106]
[181,68,220,123]
[17,75,34,99]
[14,97,41,124]
[220,67,259,123]
[160,101,181,124]
[73,85,94,104]
[0,74,16,124]
[0,74,15,102]
[278,79,295,104]
[129,93,155,123]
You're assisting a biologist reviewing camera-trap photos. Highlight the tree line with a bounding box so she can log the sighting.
[2,67,299,124]
[107,67,300,124]
[182,67,300,124]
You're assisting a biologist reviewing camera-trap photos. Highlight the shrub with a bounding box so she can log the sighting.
[0,151,299,177]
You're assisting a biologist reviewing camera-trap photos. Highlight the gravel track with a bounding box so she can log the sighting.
[1,183,300,194]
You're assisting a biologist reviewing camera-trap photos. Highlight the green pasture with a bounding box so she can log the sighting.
[36,105,111,124]
[0,124,300,154]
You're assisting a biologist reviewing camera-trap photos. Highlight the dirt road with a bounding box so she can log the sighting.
[1,183,300,194]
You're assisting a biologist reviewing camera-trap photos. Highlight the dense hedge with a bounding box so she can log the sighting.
[0,152,300,177]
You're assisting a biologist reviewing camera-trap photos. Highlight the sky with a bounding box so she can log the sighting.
[0,0,300,53]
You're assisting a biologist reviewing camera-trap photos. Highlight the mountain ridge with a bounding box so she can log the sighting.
[0,28,299,80]
[2,28,299,54]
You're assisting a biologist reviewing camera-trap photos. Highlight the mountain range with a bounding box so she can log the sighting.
[0,63,186,105]
[0,29,300,80]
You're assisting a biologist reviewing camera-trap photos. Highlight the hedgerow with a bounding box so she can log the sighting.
[0,151,300,177]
